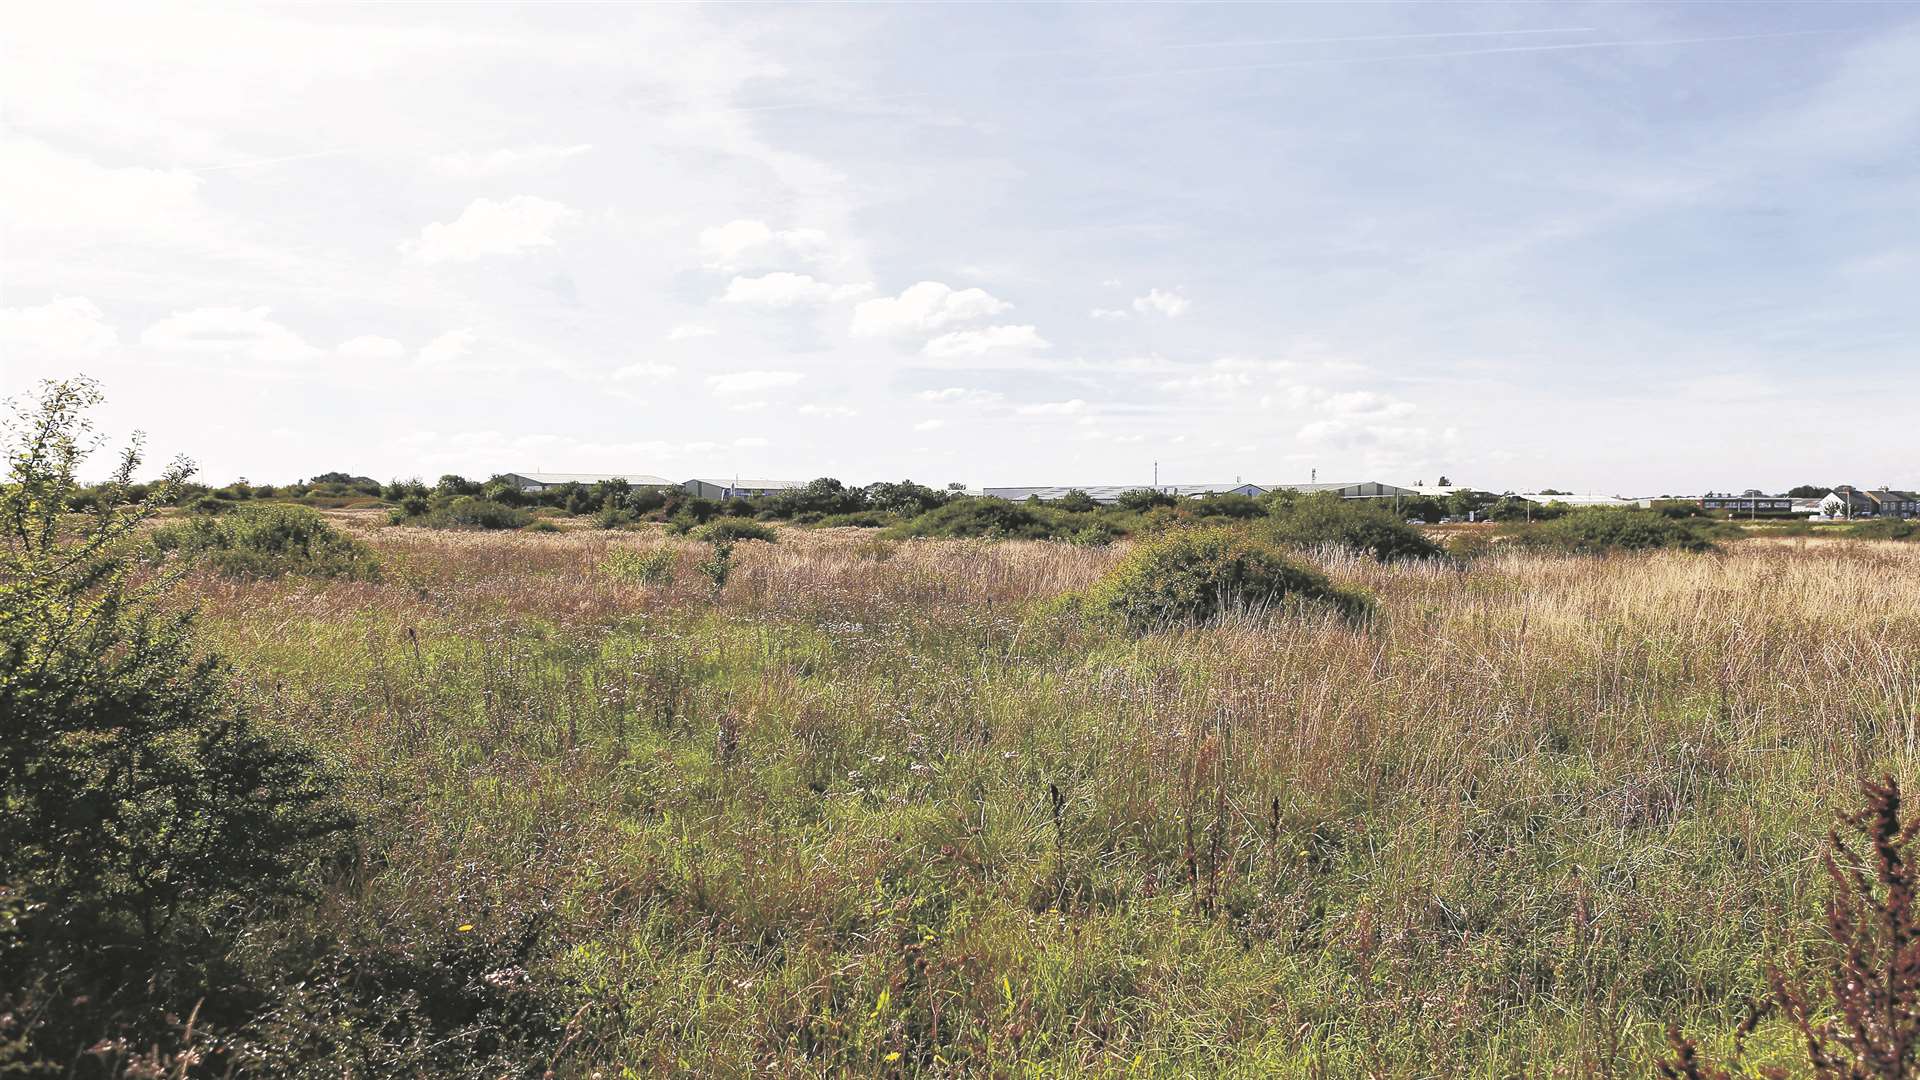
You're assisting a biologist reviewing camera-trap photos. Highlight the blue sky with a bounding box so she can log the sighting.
[3,2,1916,494]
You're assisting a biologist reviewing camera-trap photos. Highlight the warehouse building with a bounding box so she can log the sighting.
[502,472,674,493]
[682,478,808,501]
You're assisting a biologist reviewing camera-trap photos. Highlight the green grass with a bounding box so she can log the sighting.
[174,525,1920,1075]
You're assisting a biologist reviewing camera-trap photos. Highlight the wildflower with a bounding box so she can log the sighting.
[457,923,475,932]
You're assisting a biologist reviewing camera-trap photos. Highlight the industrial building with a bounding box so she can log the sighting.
[501,472,674,493]
[982,480,1421,504]
[682,478,808,501]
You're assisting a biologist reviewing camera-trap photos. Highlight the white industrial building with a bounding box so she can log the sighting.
[682,478,808,501]
[982,480,1421,504]
[502,472,674,493]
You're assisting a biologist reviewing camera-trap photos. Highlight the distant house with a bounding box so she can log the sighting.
[502,472,673,493]
[683,478,807,501]
[1867,489,1920,517]
[1821,486,1919,518]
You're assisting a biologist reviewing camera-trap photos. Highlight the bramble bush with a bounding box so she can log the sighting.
[1079,526,1372,633]
[391,495,533,530]
[1515,508,1718,554]
[151,503,381,580]
[1263,493,1444,563]
[0,379,355,1071]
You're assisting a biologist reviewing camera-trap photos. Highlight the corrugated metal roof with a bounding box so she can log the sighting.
[685,478,808,491]
[507,472,673,487]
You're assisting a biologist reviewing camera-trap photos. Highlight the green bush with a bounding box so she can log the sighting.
[393,495,532,531]
[151,503,381,580]
[1264,494,1443,562]
[0,379,353,1069]
[523,518,562,533]
[1081,526,1372,633]
[1847,518,1919,541]
[1515,508,1718,554]
[887,497,1063,540]
[694,518,777,544]
[603,546,678,584]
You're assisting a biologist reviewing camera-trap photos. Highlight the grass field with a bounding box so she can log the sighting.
[174,521,1920,1075]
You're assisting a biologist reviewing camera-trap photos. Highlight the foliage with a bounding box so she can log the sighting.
[602,545,677,585]
[1115,487,1178,512]
[887,496,1065,540]
[1082,526,1371,632]
[1055,489,1097,513]
[1849,519,1919,541]
[0,379,353,1069]
[1515,508,1719,554]
[1264,493,1445,562]
[698,538,735,594]
[393,495,534,531]
[1785,484,1832,499]
[151,503,381,580]
[1664,777,1920,1079]
[694,518,777,544]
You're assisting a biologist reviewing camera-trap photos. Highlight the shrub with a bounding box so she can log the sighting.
[1081,527,1371,633]
[1848,518,1919,541]
[523,518,561,533]
[1264,494,1444,562]
[1515,508,1717,554]
[394,495,532,531]
[603,546,677,584]
[1115,487,1178,512]
[151,503,381,580]
[0,379,353,1068]
[694,518,777,544]
[887,497,1062,540]
[1055,489,1097,513]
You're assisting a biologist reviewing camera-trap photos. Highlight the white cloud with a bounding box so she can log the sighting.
[613,361,678,381]
[141,306,319,363]
[798,404,859,417]
[916,387,1004,405]
[1016,398,1087,416]
[666,323,716,341]
[707,369,804,395]
[720,272,871,307]
[1285,385,1417,418]
[1132,288,1191,318]
[1089,307,1130,321]
[417,328,479,369]
[336,335,406,360]
[913,418,945,431]
[404,195,578,264]
[734,436,770,448]
[922,324,1049,359]
[0,297,118,356]
[849,281,1011,337]
[698,219,836,271]
[432,144,593,176]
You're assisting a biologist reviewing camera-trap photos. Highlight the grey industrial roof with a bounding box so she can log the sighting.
[686,478,808,490]
[508,472,673,487]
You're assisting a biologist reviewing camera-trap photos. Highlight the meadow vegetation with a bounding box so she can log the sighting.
[14,382,1920,1075]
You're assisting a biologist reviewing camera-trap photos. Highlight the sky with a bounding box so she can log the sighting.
[3,2,1917,496]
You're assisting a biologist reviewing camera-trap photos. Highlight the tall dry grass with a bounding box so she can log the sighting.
[182,524,1920,1075]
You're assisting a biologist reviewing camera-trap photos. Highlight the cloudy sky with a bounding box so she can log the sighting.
[4,2,1916,494]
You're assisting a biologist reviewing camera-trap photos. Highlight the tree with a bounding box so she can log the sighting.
[1055,489,1097,513]
[1786,484,1832,499]
[1,379,352,1065]
[1115,487,1177,512]
[1437,475,1452,487]
[865,479,951,516]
